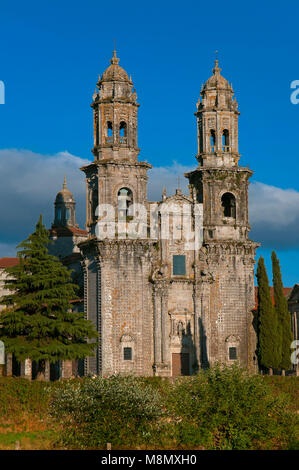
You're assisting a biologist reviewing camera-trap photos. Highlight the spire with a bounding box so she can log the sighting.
[175,176,182,196]
[212,60,221,76]
[211,50,220,75]
[162,186,167,201]
[63,175,67,191]
[110,42,120,65]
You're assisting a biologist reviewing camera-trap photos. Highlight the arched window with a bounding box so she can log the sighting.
[56,207,61,221]
[107,121,113,136]
[119,121,127,144]
[118,187,133,220]
[222,129,229,151]
[66,208,70,221]
[210,130,216,151]
[221,192,236,218]
[106,121,113,143]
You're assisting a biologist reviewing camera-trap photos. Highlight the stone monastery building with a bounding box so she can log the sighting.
[64,49,259,377]
[1,50,260,378]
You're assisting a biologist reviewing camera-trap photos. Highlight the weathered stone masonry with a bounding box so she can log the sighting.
[79,51,259,376]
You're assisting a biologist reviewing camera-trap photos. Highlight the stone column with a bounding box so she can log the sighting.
[161,289,169,364]
[153,286,162,366]
[153,281,170,376]
[200,279,213,368]
[5,354,12,376]
[203,116,207,152]
[61,360,73,379]
[193,281,201,371]
[216,112,220,151]
[45,360,50,381]
[81,258,88,377]
[20,359,32,380]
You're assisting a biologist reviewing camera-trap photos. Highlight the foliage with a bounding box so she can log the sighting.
[0,377,51,416]
[49,375,165,448]
[0,215,98,374]
[48,366,299,450]
[0,377,64,450]
[0,369,298,450]
[256,256,281,370]
[167,364,298,450]
[271,251,293,370]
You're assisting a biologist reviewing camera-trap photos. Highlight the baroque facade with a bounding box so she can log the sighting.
[78,50,260,377]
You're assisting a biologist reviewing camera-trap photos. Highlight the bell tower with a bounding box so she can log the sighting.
[53,176,78,228]
[92,48,139,162]
[186,59,252,244]
[79,50,155,377]
[185,59,259,372]
[196,59,240,168]
[81,49,151,234]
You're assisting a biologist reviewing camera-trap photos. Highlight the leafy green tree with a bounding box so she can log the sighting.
[50,375,164,448]
[256,256,280,373]
[0,215,98,380]
[168,364,298,450]
[271,251,293,372]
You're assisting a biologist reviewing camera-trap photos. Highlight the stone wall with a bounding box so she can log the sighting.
[81,239,155,376]
[200,242,257,372]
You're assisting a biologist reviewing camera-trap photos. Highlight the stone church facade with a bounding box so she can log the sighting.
[76,50,259,377]
[0,51,259,378]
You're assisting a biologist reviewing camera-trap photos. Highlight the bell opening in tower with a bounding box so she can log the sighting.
[106,121,113,144]
[119,121,127,144]
[221,192,236,218]
[118,187,133,221]
[210,130,216,152]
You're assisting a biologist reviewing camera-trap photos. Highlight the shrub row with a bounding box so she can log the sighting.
[49,365,299,450]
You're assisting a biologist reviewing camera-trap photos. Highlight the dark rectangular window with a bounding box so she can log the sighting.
[229,347,237,360]
[173,255,186,276]
[123,347,132,361]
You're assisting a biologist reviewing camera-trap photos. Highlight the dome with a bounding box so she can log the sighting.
[203,60,232,91]
[55,177,74,203]
[100,50,130,83]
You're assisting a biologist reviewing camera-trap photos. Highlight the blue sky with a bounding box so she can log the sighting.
[0,0,299,286]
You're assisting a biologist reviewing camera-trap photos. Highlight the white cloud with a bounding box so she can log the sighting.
[249,182,299,226]
[0,148,90,256]
[0,149,298,257]
[249,182,299,248]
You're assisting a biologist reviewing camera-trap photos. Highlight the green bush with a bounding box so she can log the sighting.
[167,364,298,450]
[1,367,297,450]
[50,375,165,448]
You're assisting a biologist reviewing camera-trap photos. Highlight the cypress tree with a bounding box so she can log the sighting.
[256,256,280,373]
[0,215,98,379]
[271,251,293,372]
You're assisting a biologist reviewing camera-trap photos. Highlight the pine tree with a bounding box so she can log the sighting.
[256,256,280,373]
[0,215,98,379]
[271,251,293,372]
